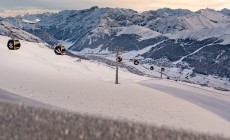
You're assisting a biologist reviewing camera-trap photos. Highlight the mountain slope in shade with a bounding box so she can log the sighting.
[220,8,230,16]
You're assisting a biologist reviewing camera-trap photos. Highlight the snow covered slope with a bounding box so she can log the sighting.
[145,12,228,34]
[116,25,161,40]
[19,12,56,24]
[0,35,230,137]
[0,21,43,43]
[167,24,230,44]
[155,8,193,17]
[197,8,230,24]
[1,7,230,90]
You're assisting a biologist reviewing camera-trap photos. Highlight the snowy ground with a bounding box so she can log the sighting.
[75,44,230,91]
[0,88,53,108]
[1,35,230,137]
[140,79,230,122]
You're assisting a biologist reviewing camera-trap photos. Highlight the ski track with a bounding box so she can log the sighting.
[140,79,230,122]
[173,43,213,64]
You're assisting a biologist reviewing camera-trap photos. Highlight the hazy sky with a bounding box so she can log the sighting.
[0,0,229,12]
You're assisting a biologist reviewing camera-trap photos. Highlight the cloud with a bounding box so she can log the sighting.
[0,0,229,12]
[146,0,229,11]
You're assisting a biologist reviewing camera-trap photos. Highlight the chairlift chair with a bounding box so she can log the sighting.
[7,39,21,50]
[150,66,154,70]
[54,45,66,55]
[134,59,140,65]
[117,56,122,63]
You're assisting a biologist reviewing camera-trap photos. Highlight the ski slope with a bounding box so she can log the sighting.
[0,35,230,137]
[140,79,230,122]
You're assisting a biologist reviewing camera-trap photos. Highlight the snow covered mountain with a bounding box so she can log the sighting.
[219,8,230,16]
[155,8,193,17]
[196,8,230,24]
[145,8,230,34]
[0,7,229,90]
[0,9,58,18]
[0,11,59,45]
[36,7,143,42]
[0,21,42,43]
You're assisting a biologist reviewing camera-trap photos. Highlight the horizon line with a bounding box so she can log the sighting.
[0,6,230,13]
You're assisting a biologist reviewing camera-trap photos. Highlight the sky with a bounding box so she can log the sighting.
[0,0,229,12]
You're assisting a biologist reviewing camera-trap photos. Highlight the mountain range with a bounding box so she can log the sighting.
[0,7,230,90]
